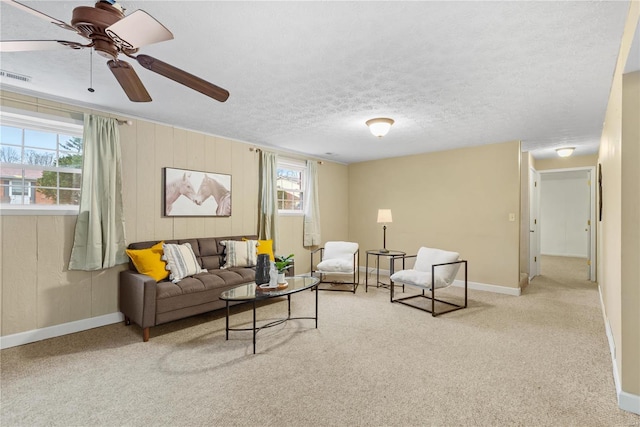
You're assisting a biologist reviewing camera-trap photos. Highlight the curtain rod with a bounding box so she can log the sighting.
[249,147,323,164]
[1,95,131,125]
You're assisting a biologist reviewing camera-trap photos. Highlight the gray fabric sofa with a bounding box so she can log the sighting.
[119,235,258,342]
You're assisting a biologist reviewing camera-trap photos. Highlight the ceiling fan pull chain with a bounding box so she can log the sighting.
[88,49,95,93]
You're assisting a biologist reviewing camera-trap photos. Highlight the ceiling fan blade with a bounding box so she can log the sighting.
[1,0,77,32]
[0,40,85,52]
[107,60,152,102]
[135,54,229,102]
[105,10,173,49]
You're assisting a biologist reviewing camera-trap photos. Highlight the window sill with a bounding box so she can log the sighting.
[278,211,304,217]
[0,206,79,216]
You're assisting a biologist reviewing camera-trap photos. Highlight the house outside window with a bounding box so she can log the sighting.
[9,179,32,204]
[0,109,83,214]
[277,158,305,214]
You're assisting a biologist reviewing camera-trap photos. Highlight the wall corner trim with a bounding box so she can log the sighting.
[0,312,124,350]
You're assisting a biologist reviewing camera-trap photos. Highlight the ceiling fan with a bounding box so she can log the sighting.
[0,0,229,103]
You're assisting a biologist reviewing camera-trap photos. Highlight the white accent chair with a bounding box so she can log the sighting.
[311,241,360,293]
[389,247,467,316]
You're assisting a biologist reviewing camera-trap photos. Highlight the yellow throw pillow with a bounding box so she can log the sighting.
[243,238,274,261]
[257,239,274,261]
[125,241,169,282]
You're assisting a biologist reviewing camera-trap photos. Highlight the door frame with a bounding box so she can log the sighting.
[536,166,597,280]
[529,167,540,279]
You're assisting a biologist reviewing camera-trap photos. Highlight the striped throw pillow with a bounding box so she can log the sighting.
[221,240,258,269]
[162,242,206,283]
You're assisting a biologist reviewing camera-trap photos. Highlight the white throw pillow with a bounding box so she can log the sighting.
[162,242,207,283]
[221,240,258,269]
[317,258,353,273]
[413,247,460,284]
[390,269,452,289]
[322,241,358,261]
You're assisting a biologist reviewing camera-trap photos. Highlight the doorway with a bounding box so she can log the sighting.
[532,167,596,281]
[529,168,540,279]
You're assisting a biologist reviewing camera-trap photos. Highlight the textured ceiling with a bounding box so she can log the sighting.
[0,1,631,163]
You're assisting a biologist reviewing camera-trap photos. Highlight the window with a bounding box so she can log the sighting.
[277,158,306,214]
[0,109,83,213]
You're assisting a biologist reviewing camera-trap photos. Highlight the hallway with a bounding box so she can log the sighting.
[539,254,591,283]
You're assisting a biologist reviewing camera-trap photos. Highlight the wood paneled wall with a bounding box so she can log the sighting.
[0,90,349,337]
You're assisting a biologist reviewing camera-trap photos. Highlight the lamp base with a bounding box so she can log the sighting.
[379,248,389,253]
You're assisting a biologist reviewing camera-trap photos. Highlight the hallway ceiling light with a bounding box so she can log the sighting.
[366,118,394,138]
[556,147,575,157]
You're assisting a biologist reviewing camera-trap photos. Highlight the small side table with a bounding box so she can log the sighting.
[365,250,406,292]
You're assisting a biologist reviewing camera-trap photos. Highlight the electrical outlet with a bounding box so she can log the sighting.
[508,213,516,222]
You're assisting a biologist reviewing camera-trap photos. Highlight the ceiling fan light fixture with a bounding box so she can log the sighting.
[2,0,228,103]
[556,147,575,157]
[366,118,394,138]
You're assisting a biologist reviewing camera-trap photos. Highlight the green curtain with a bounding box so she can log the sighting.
[69,114,127,271]
[303,160,321,247]
[257,151,279,252]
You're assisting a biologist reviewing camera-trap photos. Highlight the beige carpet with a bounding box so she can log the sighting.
[2,256,639,426]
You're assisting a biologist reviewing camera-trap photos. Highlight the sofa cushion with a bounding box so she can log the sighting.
[125,241,169,282]
[155,267,257,314]
[162,242,207,283]
[221,240,258,268]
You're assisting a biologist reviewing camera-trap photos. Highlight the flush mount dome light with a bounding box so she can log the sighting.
[556,147,575,157]
[366,118,394,137]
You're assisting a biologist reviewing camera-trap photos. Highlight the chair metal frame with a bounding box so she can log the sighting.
[390,255,467,316]
[311,246,360,293]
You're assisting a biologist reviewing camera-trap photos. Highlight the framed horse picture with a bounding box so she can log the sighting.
[163,167,231,217]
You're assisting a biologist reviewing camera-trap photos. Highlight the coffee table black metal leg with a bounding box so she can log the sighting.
[252,300,257,354]
[287,294,291,319]
[315,285,318,328]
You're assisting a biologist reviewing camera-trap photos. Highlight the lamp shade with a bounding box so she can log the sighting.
[377,209,393,223]
[556,147,575,157]
[366,118,394,137]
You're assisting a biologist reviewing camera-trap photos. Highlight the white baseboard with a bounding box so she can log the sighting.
[359,267,521,296]
[619,391,640,415]
[598,285,640,415]
[0,312,124,350]
[452,279,521,296]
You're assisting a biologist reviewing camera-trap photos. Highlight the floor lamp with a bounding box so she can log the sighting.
[377,209,392,253]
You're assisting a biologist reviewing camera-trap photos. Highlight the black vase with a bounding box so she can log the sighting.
[255,254,271,285]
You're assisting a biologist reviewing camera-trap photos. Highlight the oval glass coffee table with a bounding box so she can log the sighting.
[220,276,320,354]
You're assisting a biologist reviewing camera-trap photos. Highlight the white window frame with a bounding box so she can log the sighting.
[0,108,83,216]
[277,157,306,215]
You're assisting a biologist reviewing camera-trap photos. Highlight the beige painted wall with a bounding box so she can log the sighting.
[535,154,597,171]
[348,140,521,288]
[597,1,639,397]
[0,90,349,337]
